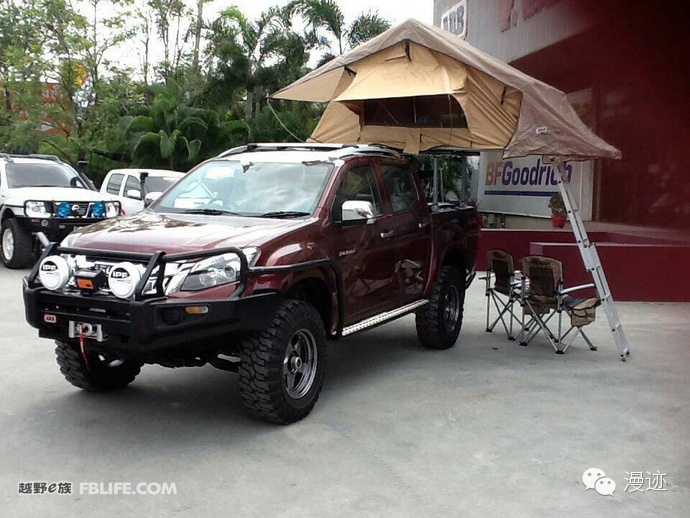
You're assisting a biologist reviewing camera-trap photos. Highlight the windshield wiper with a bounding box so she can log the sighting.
[181,208,244,216]
[259,211,310,219]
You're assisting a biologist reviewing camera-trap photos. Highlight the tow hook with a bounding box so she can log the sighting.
[77,323,90,371]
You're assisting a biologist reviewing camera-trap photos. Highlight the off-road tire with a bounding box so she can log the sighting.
[416,266,465,350]
[55,341,142,392]
[1,218,33,269]
[237,300,327,424]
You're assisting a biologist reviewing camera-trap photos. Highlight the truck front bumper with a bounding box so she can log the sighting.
[20,216,107,241]
[23,278,281,353]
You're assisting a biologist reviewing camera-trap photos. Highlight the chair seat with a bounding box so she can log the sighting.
[562,296,599,311]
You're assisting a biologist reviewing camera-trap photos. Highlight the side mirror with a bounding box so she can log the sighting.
[144,191,162,208]
[69,176,84,188]
[126,189,142,200]
[340,200,376,225]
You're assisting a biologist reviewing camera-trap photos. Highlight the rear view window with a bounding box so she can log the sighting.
[145,176,179,193]
[5,162,81,188]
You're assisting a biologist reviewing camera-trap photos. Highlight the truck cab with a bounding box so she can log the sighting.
[23,144,479,423]
[100,169,185,215]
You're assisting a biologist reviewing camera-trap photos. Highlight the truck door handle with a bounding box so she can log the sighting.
[418,222,429,229]
[380,230,394,239]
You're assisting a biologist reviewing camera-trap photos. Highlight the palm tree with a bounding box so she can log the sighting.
[116,78,249,170]
[295,1,391,64]
[206,6,306,121]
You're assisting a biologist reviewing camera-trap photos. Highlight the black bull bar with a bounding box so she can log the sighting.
[24,243,345,351]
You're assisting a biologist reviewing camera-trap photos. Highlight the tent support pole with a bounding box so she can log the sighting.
[553,159,631,361]
[432,157,439,211]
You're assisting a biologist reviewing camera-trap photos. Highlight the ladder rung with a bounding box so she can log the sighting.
[558,171,630,357]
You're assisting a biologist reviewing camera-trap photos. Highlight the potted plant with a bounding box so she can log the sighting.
[548,193,567,228]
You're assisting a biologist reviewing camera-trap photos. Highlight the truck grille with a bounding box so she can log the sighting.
[53,201,102,219]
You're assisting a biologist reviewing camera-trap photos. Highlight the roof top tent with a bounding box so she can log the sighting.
[271,19,629,361]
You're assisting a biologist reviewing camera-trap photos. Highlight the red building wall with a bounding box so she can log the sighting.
[476,229,690,302]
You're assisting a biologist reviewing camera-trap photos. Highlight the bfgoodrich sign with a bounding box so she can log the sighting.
[477,151,593,219]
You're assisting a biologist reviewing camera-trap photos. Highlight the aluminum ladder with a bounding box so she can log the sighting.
[554,160,631,361]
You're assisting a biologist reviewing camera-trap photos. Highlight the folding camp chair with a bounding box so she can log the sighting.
[518,255,600,354]
[483,249,521,340]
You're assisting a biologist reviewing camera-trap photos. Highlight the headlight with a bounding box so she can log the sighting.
[38,256,71,290]
[25,201,52,218]
[107,262,143,299]
[167,247,258,294]
[104,201,120,218]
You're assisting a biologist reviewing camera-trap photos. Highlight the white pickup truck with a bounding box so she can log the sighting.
[100,169,185,215]
[0,154,120,268]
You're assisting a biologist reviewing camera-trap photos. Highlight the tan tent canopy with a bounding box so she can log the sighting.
[272,19,620,160]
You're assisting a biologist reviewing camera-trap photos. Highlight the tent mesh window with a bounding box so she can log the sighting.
[363,95,467,128]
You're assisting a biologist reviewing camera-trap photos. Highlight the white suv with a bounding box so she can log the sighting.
[101,169,185,215]
[0,154,121,268]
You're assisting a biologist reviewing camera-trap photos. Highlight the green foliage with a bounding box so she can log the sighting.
[116,78,250,171]
[0,0,392,180]
[549,193,566,215]
[295,1,391,55]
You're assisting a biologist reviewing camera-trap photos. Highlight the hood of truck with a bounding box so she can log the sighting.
[65,210,310,253]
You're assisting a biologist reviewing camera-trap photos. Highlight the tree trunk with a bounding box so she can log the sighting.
[245,88,254,120]
[191,0,204,73]
[4,83,11,112]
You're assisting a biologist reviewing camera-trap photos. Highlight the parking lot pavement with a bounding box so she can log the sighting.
[1,265,689,518]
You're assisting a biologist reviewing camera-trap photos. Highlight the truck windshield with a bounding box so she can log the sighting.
[153,160,333,216]
[6,162,83,188]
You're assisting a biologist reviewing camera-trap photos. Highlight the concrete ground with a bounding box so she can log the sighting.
[1,266,688,518]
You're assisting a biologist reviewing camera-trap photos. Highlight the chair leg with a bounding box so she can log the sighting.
[557,310,562,344]
[489,293,512,337]
[485,275,492,332]
[521,304,559,351]
[519,303,527,345]
[580,328,598,351]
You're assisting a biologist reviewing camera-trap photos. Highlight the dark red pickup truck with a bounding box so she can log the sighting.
[24,143,479,423]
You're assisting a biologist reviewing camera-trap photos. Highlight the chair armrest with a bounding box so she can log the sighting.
[560,283,596,295]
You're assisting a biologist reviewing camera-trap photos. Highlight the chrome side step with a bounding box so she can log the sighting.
[342,299,429,337]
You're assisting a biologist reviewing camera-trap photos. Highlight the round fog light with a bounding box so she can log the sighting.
[107,262,142,299]
[38,256,71,291]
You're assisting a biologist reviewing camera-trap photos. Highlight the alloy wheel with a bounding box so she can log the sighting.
[282,328,318,399]
[443,285,461,332]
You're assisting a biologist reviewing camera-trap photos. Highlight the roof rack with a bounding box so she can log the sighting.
[217,143,401,159]
[217,143,350,157]
[0,153,63,163]
[420,146,482,157]
[330,144,401,159]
